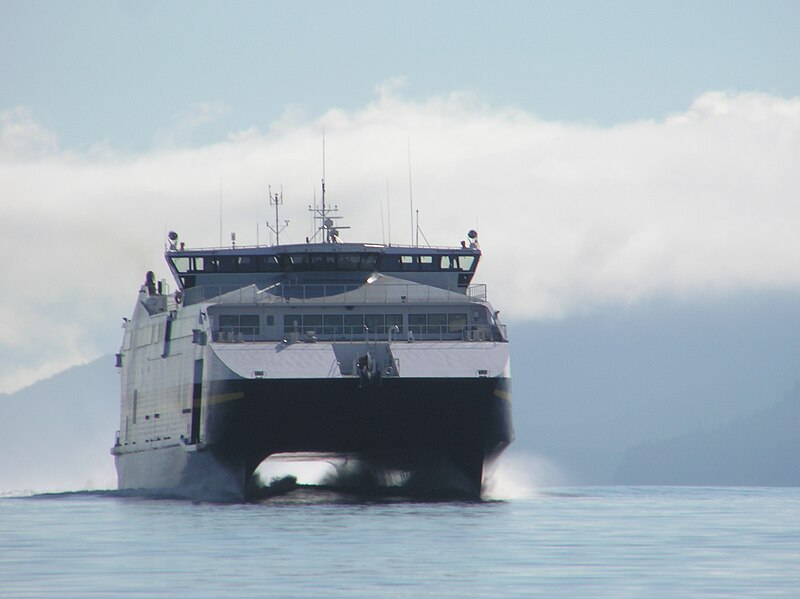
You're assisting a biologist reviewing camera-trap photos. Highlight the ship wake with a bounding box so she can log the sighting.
[250,452,480,502]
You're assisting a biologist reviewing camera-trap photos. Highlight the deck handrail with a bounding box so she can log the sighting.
[211,322,507,344]
[167,242,471,253]
[184,282,488,306]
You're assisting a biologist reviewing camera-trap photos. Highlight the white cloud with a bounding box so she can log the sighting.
[0,107,59,159]
[154,101,230,147]
[1,89,799,392]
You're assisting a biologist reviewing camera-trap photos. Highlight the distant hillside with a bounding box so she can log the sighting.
[509,292,800,484]
[0,356,119,493]
[614,388,800,486]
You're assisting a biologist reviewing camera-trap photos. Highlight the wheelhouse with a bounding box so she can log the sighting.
[167,243,481,305]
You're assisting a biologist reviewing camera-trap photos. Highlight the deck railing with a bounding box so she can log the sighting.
[212,323,507,344]
[184,282,488,306]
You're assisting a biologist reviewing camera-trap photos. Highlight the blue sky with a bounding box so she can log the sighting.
[1,1,800,393]
[3,1,799,150]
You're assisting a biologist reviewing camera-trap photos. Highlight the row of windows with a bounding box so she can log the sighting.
[283,313,406,335]
[218,314,267,335]
[285,312,468,335]
[408,313,468,334]
[214,312,470,336]
[171,252,476,275]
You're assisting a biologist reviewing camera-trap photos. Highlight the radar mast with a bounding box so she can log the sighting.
[265,185,289,246]
[308,132,349,243]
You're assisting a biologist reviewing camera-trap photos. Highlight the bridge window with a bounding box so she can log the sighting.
[219,256,237,272]
[203,257,219,272]
[459,256,475,271]
[338,254,361,270]
[171,257,190,273]
[282,254,308,271]
[399,255,417,271]
[419,256,437,271]
[360,254,378,270]
[238,256,256,272]
[310,254,337,270]
[258,255,280,272]
[378,255,400,270]
[201,255,260,273]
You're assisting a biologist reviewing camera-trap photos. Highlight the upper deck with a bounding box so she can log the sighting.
[166,239,482,305]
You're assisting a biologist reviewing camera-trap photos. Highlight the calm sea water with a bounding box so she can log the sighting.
[1,486,798,598]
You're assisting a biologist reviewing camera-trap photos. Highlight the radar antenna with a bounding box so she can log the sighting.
[265,185,289,246]
[307,132,350,243]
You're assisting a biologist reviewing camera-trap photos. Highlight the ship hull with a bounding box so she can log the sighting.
[115,375,512,501]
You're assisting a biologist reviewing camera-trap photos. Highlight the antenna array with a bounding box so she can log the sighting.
[265,186,289,246]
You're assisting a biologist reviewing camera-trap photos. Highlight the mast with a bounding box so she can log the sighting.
[308,131,349,243]
[408,138,414,246]
[265,185,289,246]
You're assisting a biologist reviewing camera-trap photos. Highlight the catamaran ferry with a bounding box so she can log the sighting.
[112,188,513,501]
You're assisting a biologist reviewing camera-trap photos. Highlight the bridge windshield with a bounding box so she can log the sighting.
[170,252,477,274]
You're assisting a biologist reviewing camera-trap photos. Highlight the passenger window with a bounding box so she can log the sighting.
[239,315,259,334]
[218,314,259,335]
[219,315,238,330]
[365,314,385,332]
[303,315,322,332]
[448,313,467,333]
[409,314,427,334]
[439,256,451,270]
[323,314,343,335]
[386,314,403,333]
[344,314,364,334]
[427,313,447,333]
[284,315,302,335]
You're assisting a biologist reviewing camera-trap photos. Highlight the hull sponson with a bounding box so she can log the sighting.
[205,376,513,497]
[114,444,248,502]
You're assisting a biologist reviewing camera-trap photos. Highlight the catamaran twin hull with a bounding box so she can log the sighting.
[114,341,512,501]
[115,377,512,501]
